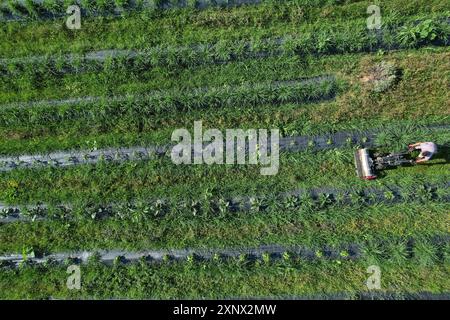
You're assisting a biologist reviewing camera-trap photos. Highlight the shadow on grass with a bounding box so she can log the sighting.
[435,144,450,163]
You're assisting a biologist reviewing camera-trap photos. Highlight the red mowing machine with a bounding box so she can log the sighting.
[354,148,416,180]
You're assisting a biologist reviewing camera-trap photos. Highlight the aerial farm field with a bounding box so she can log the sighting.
[0,0,449,299]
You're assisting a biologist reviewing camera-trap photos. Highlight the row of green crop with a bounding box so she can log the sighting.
[0,200,448,253]
[0,245,358,269]
[0,55,331,104]
[0,77,341,128]
[1,0,447,58]
[1,181,447,223]
[0,236,448,299]
[2,14,449,78]
[1,233,448,270]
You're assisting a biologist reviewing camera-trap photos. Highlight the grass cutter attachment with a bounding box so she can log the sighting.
[354,148,415,180]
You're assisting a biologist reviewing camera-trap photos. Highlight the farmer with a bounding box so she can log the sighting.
[408,142,437,163]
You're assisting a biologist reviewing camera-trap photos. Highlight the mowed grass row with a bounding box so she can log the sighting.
[0,49,448,155]
[0,199,448,252]
[2,0,447,57]
[1,254,448,299]
[1,131,449,205]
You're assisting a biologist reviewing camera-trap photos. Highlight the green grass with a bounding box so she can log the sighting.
[0,54,332,103]
[0,77,341,126]
[1,137,449,205]
[0,48,448,156]
[0,256,448,299]
[0,0,449,300]
[0,202,448,253]
[2,0,448,57]
[2,7,449,90]
[2,12,449,84]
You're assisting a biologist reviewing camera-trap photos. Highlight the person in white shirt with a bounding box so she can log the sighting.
[408,142,437,163]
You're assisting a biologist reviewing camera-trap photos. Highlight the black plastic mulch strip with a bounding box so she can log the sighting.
[1,181,448,223]
[0,234,448,268]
